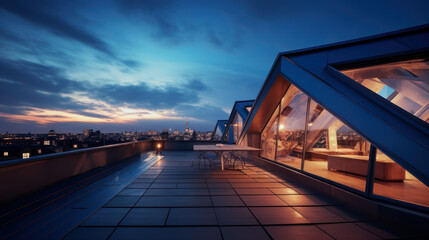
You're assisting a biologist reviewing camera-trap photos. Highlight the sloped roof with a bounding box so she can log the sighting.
[241,24,429,186]
[211,120,228,140]
[222,100,254,143]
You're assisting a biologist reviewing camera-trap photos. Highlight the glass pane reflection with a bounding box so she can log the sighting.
[304,99,370,192]
[260,106,279,160]
[276,86,307,169]
[373,149,429,208]
[342,59,429,123]
[232,113,243,143]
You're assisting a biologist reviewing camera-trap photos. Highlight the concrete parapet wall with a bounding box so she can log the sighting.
[0,141,151,203]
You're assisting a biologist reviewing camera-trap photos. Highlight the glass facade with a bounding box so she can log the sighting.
[276,86,307,169]
[258,58,429,207]
[213,126,223,141]
[260,89,371,192]
[342,59,429,123]
[260,106,279,160]
[304,99,370,192]
[232,113,243,143]
[371,144,429,208]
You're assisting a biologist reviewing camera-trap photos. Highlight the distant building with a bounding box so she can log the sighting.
[83,129,93,137]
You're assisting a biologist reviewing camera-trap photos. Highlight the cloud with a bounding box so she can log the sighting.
[116,0,242,51]
[183,78,208,91]
[239,0,300,21]
[0,58,86,110]
[92,81,202,110]
[0,0,142,69]
[0,57,215,127]
[116,0,196,45]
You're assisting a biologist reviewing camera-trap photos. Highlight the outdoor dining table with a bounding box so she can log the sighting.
[193,144,261,170]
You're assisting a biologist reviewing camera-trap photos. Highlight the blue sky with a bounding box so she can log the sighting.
[0,0,428,133]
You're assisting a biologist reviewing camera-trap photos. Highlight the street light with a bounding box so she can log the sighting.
[156,142,162,155]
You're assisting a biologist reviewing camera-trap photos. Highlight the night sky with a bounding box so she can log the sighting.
[1,0,428,133]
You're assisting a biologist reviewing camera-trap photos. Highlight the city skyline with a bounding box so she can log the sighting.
[1,0,429,133]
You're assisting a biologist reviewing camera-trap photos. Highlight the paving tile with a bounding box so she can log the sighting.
[166,208,218,226]
[293,207,346,223]
[207,175,251,179]
[214,207,258,225]
[235,188,273,195]
[155,178,206,183]
[158,174,203,179]
[246,174,271,179]
[145,188,210,196]
[231,183,286,188]
[120,208,169,226]
[149,183,177,188]
[64,227,115,240]
[209,188,237,196]
[177,183,208,188]
[136,196,212,207]
[221,226,270,240]
[265,225,334,240]
[291,187,317,194]
[126,183,150,189]
[207,183,232,188]
[254,178,279,182]
[269,188,299,195]
[318,223,382,240]
[211,195,245,206]
[118,189,146,196]
[355,222,408,239]
[250,207,309,225]
[133,178,155,183]
[137,174,158,179]
[241,195,288,206]
[206,179,229,183]
[278,195,333,206]
[227,179,257,183]
[81,208,129,226]
[326,206,371,221]
[109,227,222,240]
[104,196,139,207]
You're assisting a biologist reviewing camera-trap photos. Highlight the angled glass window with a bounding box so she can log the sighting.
[213,126,223,141]
[373,148,429,208]
[276,85,308,170]
[342,59,429,123]
[303,99,371,192]
[232,113,243,143]
[260,106,279,161]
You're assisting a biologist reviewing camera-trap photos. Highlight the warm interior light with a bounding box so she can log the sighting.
[157,143,162,149]
[279,124,285,130]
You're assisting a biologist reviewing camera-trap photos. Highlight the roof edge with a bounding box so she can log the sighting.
[279,23,429,57]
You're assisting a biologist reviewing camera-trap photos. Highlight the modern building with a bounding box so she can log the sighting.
[222,100,254,143]
[239,24,429,210]
[211,120,228,141]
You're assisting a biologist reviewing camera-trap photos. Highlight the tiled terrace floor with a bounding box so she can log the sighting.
[63,151,409,240]
[0,151,417,239]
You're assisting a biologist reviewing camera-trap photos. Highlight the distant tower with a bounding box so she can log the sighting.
[48,130,56,137]
[186,120,189,133]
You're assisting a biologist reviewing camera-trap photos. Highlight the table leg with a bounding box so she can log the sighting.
[221,151,224,171]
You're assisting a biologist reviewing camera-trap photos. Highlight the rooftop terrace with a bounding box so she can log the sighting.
[0,149,421,240]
